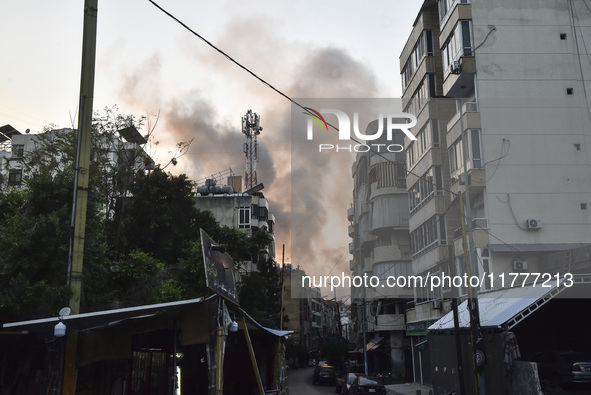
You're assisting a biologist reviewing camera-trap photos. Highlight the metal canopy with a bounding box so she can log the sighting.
[2,297,207,337]
[429,278,573,331]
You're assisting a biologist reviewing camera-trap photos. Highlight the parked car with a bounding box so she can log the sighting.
[335,372,363,394]
[348,375,387,395]
[312,365,337,385]
[530,351,591,386]
[308,358,316,367]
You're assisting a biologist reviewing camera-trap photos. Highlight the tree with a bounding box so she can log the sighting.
[0,169,106,321]
[0,107,276,321]
[108,167,200,265]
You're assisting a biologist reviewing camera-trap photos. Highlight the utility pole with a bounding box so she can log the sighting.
[458,98,486,394]
[280,244,285,330]
[62,1,98,394]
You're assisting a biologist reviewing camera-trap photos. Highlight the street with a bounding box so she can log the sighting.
[287,366,338,395]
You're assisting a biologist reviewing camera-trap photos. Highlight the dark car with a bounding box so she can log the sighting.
[313,365,337,385]
[530,351,591,386]
[335,372,363,394]
[349,375,387,395]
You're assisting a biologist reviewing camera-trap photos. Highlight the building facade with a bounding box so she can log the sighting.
[400,0,591,391]
[193,176,276,272]
[349,122,414,379]
[0,124,154,191]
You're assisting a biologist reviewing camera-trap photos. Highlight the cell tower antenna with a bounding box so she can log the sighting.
[242,109,262,189]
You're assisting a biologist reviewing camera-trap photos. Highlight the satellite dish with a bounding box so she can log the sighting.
[59,307,71,317]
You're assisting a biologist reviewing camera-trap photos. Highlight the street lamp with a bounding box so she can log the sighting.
[54,307,71,337]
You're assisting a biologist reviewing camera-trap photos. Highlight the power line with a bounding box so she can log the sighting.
[146,0,536,284]
[146,0,454,198]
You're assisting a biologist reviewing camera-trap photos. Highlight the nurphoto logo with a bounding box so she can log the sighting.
[297,100,418,153]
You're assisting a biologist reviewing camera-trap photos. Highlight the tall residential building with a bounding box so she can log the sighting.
[349,123,413,379]
[401,0,591,390]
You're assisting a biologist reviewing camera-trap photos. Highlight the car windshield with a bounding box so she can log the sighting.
[560,352,591,362]
[347,374,359,384]
[359,376,383,386]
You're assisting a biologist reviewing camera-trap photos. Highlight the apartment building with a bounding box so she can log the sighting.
[0,124,154,191]
[400,0,591,391]
[349,123,414,379]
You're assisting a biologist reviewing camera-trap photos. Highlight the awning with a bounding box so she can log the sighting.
[240,308,293,338]
[2,295,292,341]
[429,278,570,331]
[3,297,208,338]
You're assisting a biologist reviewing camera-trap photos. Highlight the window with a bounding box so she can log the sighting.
[374,262,411,280]
[11,144,24,158]
[404,74,437,116]
[239,206,251,229]
[439,0,471,25]
[409,166,444,213]
[401,30,434,91]
[406,120,440,169]
[448,129,482,180]
[8,170,22,186]
[442,20,473,75]
[410,214,447,257]
[478,248,492,290]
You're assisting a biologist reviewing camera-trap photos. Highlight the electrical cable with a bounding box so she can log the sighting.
[147,0,554,305]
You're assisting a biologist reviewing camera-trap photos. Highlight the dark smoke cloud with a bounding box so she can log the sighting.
[114,15,382,297]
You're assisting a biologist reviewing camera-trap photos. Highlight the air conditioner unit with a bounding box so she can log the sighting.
[451,61,461,74]
[526,219,542,230]
[433,299,442,310]
[513,260,528,271]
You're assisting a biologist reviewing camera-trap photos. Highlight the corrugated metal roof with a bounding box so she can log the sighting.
[3,297,207,337]
[429,279,568,331]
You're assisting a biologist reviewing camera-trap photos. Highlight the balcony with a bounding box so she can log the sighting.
[347,207,355,221]
[446,101,481,142]
[373,245,410,263]
[449,168,486,198]
[348,225,355,237]
[439,1,472,44]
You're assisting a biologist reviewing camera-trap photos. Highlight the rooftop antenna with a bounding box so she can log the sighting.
[242,110,262,189]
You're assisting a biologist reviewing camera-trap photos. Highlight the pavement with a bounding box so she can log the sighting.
[385,382,433,395]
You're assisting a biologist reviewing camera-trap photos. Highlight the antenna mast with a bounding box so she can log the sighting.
[242,109,262,189]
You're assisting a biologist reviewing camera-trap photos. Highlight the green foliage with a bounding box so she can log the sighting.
[109,167,199,265]
[238,251,282,326]
[0,170,77,320]
[0,108,279,324]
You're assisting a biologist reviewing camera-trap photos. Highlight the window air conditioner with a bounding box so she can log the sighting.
[451,61,461,74]
[526,219,542,230]
[433,299,442,310]
[513,260,528,271]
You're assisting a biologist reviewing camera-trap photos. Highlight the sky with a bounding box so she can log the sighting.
[1,0,424,299]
